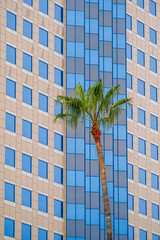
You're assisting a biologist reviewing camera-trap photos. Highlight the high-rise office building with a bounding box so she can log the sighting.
[0,0,159,240]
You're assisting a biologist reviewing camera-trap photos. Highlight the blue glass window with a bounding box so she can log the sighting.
[22,153,32,173]
[137,78,145,96]
[138,108,145,125]
[6,11,16,31]
[128,225,134,240]
[5,147,15,167]
[23,19,32,39]
[22,223,31,240]
[54,165,63,184]
[54,233,63,240]
[23,86,32,105]
[6,44,16,65]
[22,119,32,139]
[150,85,157,102]
[150,114,158,131]
[151,173,159,190]
[54,100,63,116]
[54,199,63,218]
[151,143,158,160]
[139,168,146,185]
[54,36,63,55]
[39,27,48,47]
[127,105,133,119]
[38,126,48,145]
[127,43,132,60]
[54,67,63,87]
[150,56,157,73]
[38,193,48,213]
[55,4,63,23]
[138,138,146,155]
[39,93,48,112]
[152,233,159,240]
[149,0,156,16]
[126,14,132,30]
[54,133,63,151]
[23,52,32,72]
[137,49,145,67]
[23,0,33,6]
[128,133,133,150]
[6,112,16,132]
[4,218,15,238]
[38,228,48,240]
[139,198,147,215]
[149,27,157,44]
[127,73,132,89]
[152,203,159,220]
[39,60,48,79]
[5,182,15,202]
[6,78,16,98]
[137,0,144,8]
[38,160,48,179]
[128,194,134,211]
[137,20,145,37]
[128,163,134,180]
[22,188,32,207]
[39,0,48,15]
[140,229,147,240]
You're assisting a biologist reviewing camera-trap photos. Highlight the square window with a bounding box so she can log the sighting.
[21,223,31,240]
[6,112,16,132]
[137,0,144,8]
[22,188,32,207]
[54,100,63,116]
[23,19,33,39]
[4,218,15,238]
[39,0,48,15]
[149,0,156,16]
[22,119,32,139]
[5,182,15,202]
[128,194,134,211]
[128,225,134,240]
[54,36,63,55]
[54,199,63,218]
[149,27,157,45]
[127,133,133,150]
[138,138,146,155]
[38,228,48,240]
[5,147,15,167]
[22,153,32,173]
[6,44,16,65]
[55,4,63,23]
[127,73,132,89]
[23,0,33,6]
[54,233,63,240]
[137,49,145,67]
[126,14,132,31]
[137,20,145,37]
[54,165,63,184]
[54,133,63,151]
[137,78,145,96]
[138,108,145,125]
[140,229,147,240]
[127,43,132,60]
[152,234,159,240]
[128,163,134,180]
[127,105,133,119]
[23,86,32,105]
[151,173,159,190]
[139,198,147,215]
[39,27,48,47]
[54,67,63,87]
[139,168,146,185]
[151,143,158,160]
[6,78,16,98]
[6,11,16,31]
[152,203,159,220]
[38,126,48,145]
[39,60,48,79]
[23,52,32,72]
[150,56,157,73]
[39,93,48,112]
[150,85,157,102]
[38,160,48,179]
[38,193,48,213]
[150,114,158,131]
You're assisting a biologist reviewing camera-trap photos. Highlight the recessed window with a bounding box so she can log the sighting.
[23,19,33,39]
[139,229,147,240]
[55,4,63,23]
[128,194,134,211]
[151,173,159,190]
[54,36,63,55]
[150,114,158,131]
[126,14,132,31]
[137,20,144,37]
[22,153,32,173]
[137,78,145,96]
[151,143,158,160]
[6,78,16,98]
[137,49,145,67]
[22,119,32,139]
[54,100,63,116]
[5,147,15,167]
[39,60,48,79]
[21,223,32,240]
[38,126,48,145]
[127,73,132,89]
[6,44,16,65]
[149,27,157,45]
[138,108,145,125]
[150,85,157,102]
[5,182,15,202]
[127,43,132,60]
[138,138,146,155]
[127,133,133,150]
[39,0,48,15]
[127,105,133,119]
[22,188,32,207]
[128,163,134,180]
[54,199,63,218]
[139,198,147,215]
[38,228,48,240]
[39,27,48,47]
[54,132,63,152]
[4,218,15,238]
[38,160,48,179]
[150,56,157,73]
[23,0,33,7]
[54,165,63,184]
[54,233,63,240]
[128,225,134,240]
[152,233,160,240]
[6,11,16,31]
[152,203,159,220]
[38,193,48,213]
[23,86,32,105]
[149,0,156,16]
[54,67,63,87]
[6,112,16,132]
[39,93,48,112]
[139,167,146,185]
[23,52,32,72]
[137,0,144,8]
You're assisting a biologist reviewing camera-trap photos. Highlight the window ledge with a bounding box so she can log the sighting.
[151,158,159,164]
[152,219,160,224]
[54,182,64,189]
[54,19,64,28]
[22,69,33,76]
[128,179,134,184]
[38,143,49,150]
[22,102,33,110]
[127,0,132,5]
[150,99,158,105]
[38,177,48,183]
[54,216,64,222]
[6,28,17,35]
[39,11,49,19]
[5,95,16,102]
[22,136,33,143]
[137,93,146,99]
[127,29,133,34]
[4,165,16,172]
[38,76,49,84]
[6,61,17,69]
[54,149,64,156]
[22,36,33,43]
[127,59,133,64]
[150,129,158,135]
[5,130,16,137]
[151,188,159,193]
[138,183,147,189]
[137,35,145,41]
[128,210,134,215]
[21,205,32,212]
[137,64,145,70]
[149,70,158,77]
[138,153,146,159]
[149,42,157,48]
[39,44,49,51]
[54,51,64,59]
[4,200,15,207]
[54,83,64,91]
[128,148,134,153]
[4,236,15,240]
[38,109,49,116]
[149,13,157,20]
[136,6,145,12]
[22,171,32,177]
[138,123,146,129]
[38,211,48,217]
[139,214,147,219]
[23,2,33,11]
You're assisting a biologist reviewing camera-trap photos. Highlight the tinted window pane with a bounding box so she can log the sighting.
[39,60,48,79]
[54,67,63,87]
[38,160,48,179]
[39,27,48,47]
[138,108,145,125]
[55,36,63,55]
[54,133,63,151]
[151,143,158,160]
[22,153,32,173]
[39,0,48,15]
[23,0,33,6]
[126,14,132,30]
[55,4,63,23]
[23,86,32,105]
[149,27,157,45]
[22,119,32,139]
[38,126,48,145]
[137,78,145,96]
[23,19,32,39]
[5,182,15,202]
[6,112,16,132]
[137,0,144,8]
[150,56,157,73]
[23,52,32,72]
[137,49,145,67]
[6,11,16,31]
[6,44,16,65]
[6,78,16,98]
[139,198,147,215]
[54,199,63,218]
[127,73,132,89]
[151,173,159,190]
[22,223,31,240]
[139,168,146,185]
[54,165,63,184]
[138,138,146,155]
[38,228,48,240]
[22,188,32,207]
[4,218,15,238]
[152,203,159,220]
[5,147,15,167]
[150,85,157,102]
[150,114,158,131]
[128,163,133,180]
[149,0,156,16]
[38,193,48,213]
[137,20,144,37]
[39,93,48,112]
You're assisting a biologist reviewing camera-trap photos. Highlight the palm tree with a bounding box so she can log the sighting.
[54,79,131,240]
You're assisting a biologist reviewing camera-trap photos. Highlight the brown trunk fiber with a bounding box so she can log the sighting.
[91,123,112,240]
